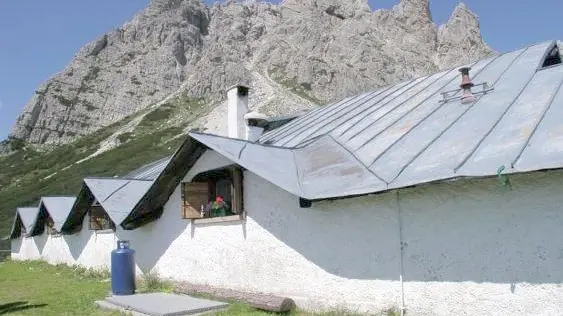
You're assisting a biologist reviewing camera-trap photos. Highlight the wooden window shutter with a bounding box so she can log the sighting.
[231,168,243,215]
[182,182,208,219]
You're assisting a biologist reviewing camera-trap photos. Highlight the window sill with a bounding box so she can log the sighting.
[193,215,244,225]
[92,229,115,234]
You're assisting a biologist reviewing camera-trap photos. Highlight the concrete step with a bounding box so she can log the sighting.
[96,292,229,316]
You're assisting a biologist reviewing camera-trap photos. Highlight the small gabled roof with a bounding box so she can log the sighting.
[38,197,76,232]
[9,207,39,239]
[61,178,153,233]
[85,178,153,225]
[123,135,205,229]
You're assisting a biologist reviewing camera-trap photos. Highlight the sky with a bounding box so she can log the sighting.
[0,0,562,140]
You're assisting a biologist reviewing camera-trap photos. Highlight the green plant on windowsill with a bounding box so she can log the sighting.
[207,196,232,218]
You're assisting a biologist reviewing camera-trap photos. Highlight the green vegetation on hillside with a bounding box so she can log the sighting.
[268,69,323,105]
[0,94,211,250]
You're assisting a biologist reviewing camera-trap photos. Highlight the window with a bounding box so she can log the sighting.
[45,216,57,235]
[181,166,243,220]
[89,203,116,231]
[19,219,27,237]
[540,44,562,69]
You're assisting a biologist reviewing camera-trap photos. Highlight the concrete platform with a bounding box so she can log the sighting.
[96,292,229,316]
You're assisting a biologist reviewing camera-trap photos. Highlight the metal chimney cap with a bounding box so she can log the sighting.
[244,111,268,121]
[459,67,472,73]
[244,111,269,127]
[227,84,250,96]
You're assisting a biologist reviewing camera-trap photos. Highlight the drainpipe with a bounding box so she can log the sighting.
[395,191,406,316]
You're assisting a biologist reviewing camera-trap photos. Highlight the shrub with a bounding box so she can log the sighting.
[139,271,172,293]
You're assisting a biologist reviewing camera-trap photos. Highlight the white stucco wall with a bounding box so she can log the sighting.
[10,149,563,315]
[398,173,563,316]
[10,236,40,261]
[37,233,73,265]
[11,211,119,271]
[148,152,563,315]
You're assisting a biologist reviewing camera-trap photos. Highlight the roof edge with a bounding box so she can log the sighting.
[123,135,207,230]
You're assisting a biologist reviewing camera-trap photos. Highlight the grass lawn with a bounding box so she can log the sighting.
[0,260,396,316]
[209,302,371,316]
[0,260,119,315]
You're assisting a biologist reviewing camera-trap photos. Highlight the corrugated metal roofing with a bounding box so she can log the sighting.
[124,156,172,180]
[84,178,153,225]
[39,197,76,232]
[189,40,563,200]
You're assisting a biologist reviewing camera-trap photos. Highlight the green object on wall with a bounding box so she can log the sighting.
[497,165,511,190]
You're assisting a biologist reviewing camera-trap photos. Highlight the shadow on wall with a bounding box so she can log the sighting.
[246,172,402,281]
[115,151,239,275]
[63,224,91,261]
[248,170,563,284]
[10,238,22,255]
[33,233,48,255]
[116,205,190,275]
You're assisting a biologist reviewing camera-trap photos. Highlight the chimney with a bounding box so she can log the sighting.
[459,67,476,104]
[227,85,249,139]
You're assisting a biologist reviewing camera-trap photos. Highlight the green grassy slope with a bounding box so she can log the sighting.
[0,95,209,250]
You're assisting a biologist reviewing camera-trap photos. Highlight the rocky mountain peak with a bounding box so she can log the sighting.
[8,0,494,145]
[392,0,432,21]
[436,2,493,68]
[147,0,203,14]
[281,0,370,19]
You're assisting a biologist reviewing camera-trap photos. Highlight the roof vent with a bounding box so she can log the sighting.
[244,111,269,128]
[440,67,494,104]
[459,67,476,104]
[244,111,269,142]
[540,43,562,69]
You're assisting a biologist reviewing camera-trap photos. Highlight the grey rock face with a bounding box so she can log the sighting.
[10,0,494,145]
[437,3,493,68]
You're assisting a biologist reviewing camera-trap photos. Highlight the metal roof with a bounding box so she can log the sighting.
[83,178,153,225]
[188,40,563,200]
[190,133,386,199]
[38,197,76,232]
[9,207,40,238]
[124,156,172,180]
[58,156,170,232]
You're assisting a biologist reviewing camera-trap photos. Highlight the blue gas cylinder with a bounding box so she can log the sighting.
[111,240,136,295]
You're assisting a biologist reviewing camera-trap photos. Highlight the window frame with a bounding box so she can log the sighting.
[181,166,244,222]
[88,203,116,231]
